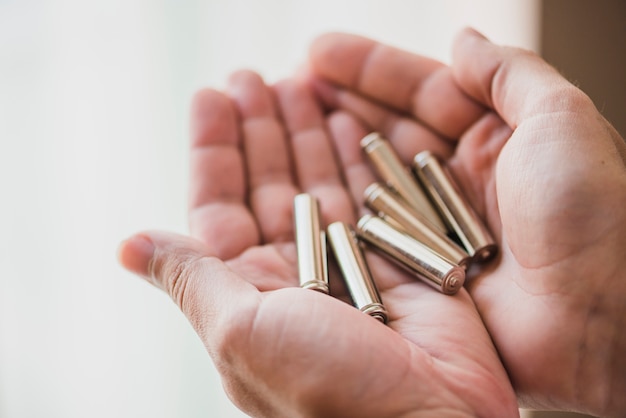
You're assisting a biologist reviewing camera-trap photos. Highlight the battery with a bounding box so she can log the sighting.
[357,215,465,295]
[327,222,388,323]
[412,151,497,263]
[360,132,446,233]
[364,182,471,270]
[293,193,329,293]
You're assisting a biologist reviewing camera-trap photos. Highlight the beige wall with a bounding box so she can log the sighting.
[541,0,626,138]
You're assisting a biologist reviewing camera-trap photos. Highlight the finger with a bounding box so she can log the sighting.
[324,111,375,216]
[273,78,354,226]
[117,231,277,416]
[312,77,455,163]
[117,231,261,345]
[309,32,485,139]
[227,70,299,243]
[451,28,626,231]
[451,28,592,130]
[452,28,626,165]
[189,89,260,258]
[116,232,395,417]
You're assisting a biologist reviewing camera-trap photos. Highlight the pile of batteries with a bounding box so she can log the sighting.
[294,132,497,324]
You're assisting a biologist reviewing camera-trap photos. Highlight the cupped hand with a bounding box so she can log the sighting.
[307,28,626,416]
[119,70,518,417]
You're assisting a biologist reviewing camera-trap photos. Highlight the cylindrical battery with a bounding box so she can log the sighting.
[364,182,472,270]
[360,132,446,233]
[412,151,497,263]
[327,222,388,323]
[294,193,329,293]
[357,215,465,295]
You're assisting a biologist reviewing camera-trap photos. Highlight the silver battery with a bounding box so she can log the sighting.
[364,182,472,270]
[294,193,329,293]
[357,215,465,295]
[360,132,446,233]
[327,222,388,323]
[412,151,497,263]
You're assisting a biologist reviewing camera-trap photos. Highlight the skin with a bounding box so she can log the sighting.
[118,29,626,417]
[307,29,626,415]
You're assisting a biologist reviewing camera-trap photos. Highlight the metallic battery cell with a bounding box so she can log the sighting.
[357,215,465,295]
[360,132,447,233]
[412,151,497,263]
[294,193,329,293]
[327,222,388,323]
[364,182,472,270]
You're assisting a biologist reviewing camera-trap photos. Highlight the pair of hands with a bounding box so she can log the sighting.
[119,29,626,417]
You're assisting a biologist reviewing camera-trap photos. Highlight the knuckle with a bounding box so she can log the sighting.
[539,84,595,115]
[149,248,203,310]
[166,256,198,309]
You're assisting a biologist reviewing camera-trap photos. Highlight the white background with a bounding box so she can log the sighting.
[0,1,539,417]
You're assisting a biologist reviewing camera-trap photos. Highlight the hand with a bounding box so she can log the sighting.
[307,28,626,416]
[118,70,518,416]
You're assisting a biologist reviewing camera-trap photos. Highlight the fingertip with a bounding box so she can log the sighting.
[451,27,490,64]
[452,26,582,126]
[118,234,155,278]
[308,32,372,87]
[227,68,262,84]
[273,76,324,132]
[455,27,489,44]
[308,33,332,74]
[451,28,503,112]
[227,69,266,96]
[309,32,348,62]
[190,88,238,147]
[227,69,276,118]
[190,88,224,114]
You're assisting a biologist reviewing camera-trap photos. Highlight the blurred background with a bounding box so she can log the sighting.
[0,0,623,417]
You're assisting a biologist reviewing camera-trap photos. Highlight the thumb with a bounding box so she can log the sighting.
[451,28,591,130]
[452,27,626,164]
[117,231,260,345]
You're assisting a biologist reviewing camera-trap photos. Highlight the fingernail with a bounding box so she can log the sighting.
[118,234,155,277]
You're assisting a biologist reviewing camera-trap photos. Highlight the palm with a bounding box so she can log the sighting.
[189,71,517,416]
[453,108,626,410]
[306,31,626,414]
